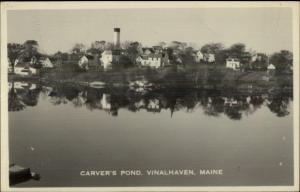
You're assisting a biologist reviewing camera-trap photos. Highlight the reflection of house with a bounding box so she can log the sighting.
[147,99,161,112]
[14,63,37,76]
[14,82,36,90]
[224,97,239,107]
[101,93,111,110]
[40,57,54,68]
[8,60,13,73]
[267,64,276,75]
[134,100,145,108]
[226,58,240,70]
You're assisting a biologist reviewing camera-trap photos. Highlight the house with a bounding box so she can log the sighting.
[136,53,163,68]
[203,53,215,63]
[14,63,37,76]
[195,51,204,62]
[226,58,240,70]
[101,50,113,70]
[78,55,90,70]
[78,55,101,70]
[40,57,54,68]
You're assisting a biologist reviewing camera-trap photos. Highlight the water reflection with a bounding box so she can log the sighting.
[8,81,293,120]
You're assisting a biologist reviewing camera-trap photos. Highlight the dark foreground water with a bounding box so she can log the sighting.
[8,81,293,187]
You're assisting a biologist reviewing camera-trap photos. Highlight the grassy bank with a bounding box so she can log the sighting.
[9,65,293,91]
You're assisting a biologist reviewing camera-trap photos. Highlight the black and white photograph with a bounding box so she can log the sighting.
[1,2,299,192]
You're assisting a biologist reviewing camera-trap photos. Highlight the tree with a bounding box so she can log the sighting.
[169,41,187,50]
[7,43,24,72]
[200,43,225,64]
[200,43,224,54]
[182,47,196,64]
[121,41,133,50]
[104,42,114,50]
[91,41,106,51]
[251,53,268,70]
[72,43,86,54]
[228,43,246,58]
[18,40,40,64]
[158,42,167,48]
[126,41,143,64]
[270,50,293,73]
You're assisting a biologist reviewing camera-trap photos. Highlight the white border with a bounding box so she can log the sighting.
[1,1,299,192]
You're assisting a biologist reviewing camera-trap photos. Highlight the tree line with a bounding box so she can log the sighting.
[8,40,293,72]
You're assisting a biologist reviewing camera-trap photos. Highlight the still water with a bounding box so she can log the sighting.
[8,82,293,187]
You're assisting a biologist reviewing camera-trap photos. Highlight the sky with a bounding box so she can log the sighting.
[7,8,293,54]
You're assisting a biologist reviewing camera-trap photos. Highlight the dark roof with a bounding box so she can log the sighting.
[15,62,31,68]
[140,53,163,59]
[85,55,95,60]
[152,46,163,50]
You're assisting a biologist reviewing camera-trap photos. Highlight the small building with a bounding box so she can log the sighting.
[40,57,54,68]
[14,63,37,76]
[226,58,240,70]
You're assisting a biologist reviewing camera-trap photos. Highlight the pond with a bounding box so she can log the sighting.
[8,81,293,187]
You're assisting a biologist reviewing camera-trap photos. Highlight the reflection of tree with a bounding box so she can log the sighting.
[267,95,290,117]
[21,89,40,107]
[8,83,25,112]
[224,106,242,120]
[9,81,293,120]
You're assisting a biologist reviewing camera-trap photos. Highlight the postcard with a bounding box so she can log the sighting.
[1,1,299,192]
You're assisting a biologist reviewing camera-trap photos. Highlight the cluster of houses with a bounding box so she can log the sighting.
[9,28,290,76]
[10,56,54,76]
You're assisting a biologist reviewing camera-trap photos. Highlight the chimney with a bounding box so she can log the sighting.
[113,28,120,49]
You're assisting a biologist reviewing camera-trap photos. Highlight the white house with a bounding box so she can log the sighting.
[203,53,215,63]
[101,50,113,70]
[195,51,204,62]
[40,57,54,68]
[14,63,37,76]
[267,63,276,70]
[136,54,162,68]
[78,55,89,70]
[226,58,240,70]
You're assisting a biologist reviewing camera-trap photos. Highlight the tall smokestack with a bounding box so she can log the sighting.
[113,28,120,49]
